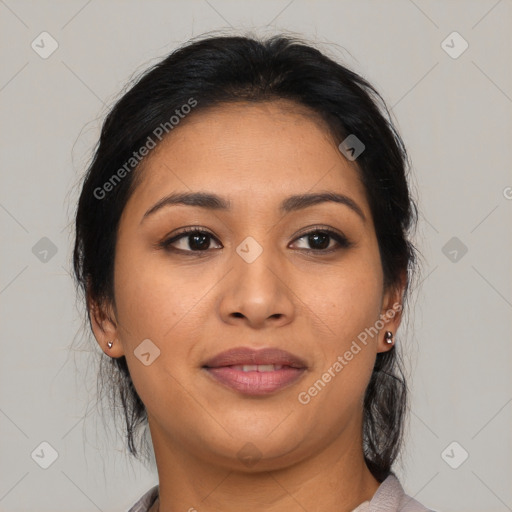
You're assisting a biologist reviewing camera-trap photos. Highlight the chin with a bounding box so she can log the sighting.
[197,424,310,471]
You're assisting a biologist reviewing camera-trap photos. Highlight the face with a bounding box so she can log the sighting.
[91,100,403,471]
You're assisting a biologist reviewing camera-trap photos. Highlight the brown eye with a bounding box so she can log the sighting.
[291,228,353,253]
[159,228,222,253]
[158,226,353,256]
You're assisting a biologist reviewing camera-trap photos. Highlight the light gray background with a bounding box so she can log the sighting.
[1,1,511,511]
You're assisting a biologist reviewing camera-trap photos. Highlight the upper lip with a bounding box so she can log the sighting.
[203,347,307,368]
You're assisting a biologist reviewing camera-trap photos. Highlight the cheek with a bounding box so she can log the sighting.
[114,247,204,341]
[301,252,383,402]
[318,248,383,343]
[112,254,205,415]
[335,274,382,343]
[112,249,218,393]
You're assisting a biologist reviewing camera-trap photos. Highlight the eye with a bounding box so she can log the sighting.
[158,227,222,253]
[158,226,353,255]
[291,227,353,253]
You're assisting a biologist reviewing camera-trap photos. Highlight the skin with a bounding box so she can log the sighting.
[90,100,405,512]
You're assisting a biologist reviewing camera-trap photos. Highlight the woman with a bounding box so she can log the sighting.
[73,33,435,512]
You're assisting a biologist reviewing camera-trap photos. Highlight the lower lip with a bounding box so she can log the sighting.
[204,366,306,395]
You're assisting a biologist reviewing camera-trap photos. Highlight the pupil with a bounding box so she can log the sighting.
[190,233,209,250]
[309,232,329,249]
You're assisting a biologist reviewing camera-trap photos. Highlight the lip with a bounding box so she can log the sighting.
[203,347,308,368]
[202,347,308,396]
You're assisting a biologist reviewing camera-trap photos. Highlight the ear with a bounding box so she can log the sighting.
[377,270,407,354]
[88,294,125,359]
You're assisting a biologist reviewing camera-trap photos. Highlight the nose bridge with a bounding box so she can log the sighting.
[233,232,281,294]
[231,202,281,270]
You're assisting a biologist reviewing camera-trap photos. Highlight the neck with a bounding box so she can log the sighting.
[148,417,382,512]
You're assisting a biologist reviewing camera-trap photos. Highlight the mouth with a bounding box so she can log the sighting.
[202,347,308,396]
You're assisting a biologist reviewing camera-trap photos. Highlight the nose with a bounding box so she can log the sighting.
[218,240,295,329]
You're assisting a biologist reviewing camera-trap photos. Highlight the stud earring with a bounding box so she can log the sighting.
[107,340,114,349]
[384,331,394,345]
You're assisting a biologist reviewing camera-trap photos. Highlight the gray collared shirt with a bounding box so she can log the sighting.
[127,473,436,511]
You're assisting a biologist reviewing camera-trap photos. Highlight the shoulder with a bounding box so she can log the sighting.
[369,473,437,512]
[126,484,159,512]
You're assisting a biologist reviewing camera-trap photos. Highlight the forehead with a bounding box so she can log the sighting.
[127,100,368,215]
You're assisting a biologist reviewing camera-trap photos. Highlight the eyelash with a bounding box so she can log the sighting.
[157,225,354,255]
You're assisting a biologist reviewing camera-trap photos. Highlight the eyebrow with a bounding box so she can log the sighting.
[141,191,366,223]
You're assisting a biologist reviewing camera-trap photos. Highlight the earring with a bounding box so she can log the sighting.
[107,340,114,349]
[384,331,394,345]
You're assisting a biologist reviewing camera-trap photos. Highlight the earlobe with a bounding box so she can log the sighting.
[378,275,406,353]
[89,298,124,358]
